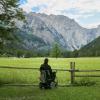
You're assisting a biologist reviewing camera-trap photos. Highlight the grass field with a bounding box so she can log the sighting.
[0,57,100,100]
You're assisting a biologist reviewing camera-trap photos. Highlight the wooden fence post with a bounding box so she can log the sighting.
[70,62,75,84]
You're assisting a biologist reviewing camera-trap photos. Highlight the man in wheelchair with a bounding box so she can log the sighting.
[39,58,58,89]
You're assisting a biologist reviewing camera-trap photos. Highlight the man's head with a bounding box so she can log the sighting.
[44,58,48,64]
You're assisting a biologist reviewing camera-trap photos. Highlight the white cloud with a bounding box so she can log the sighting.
[20,0,72,13]
[73,0,100,13]
[20,0,100,13]
[20,0,100,28]
[81,22,100,29]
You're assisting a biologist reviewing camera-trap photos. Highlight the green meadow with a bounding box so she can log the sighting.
[0,57,100,100]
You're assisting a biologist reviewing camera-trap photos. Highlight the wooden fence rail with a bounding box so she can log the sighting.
[0,62,100,85]
[0,66,76,71]
[70,62,100,84]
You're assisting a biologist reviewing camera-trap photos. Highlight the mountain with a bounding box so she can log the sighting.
[78,36,100,57]
[16,12,100,51]
[1,12,100,57]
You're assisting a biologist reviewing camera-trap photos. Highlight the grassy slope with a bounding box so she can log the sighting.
[0,57,100,100]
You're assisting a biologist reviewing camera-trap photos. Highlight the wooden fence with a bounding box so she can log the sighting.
[70,62,100,84]
[0,62,100,85]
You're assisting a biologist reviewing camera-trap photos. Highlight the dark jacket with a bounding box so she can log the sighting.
[40,64,52,78]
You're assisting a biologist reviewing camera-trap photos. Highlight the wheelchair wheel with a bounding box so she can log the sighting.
[50,82,55,88]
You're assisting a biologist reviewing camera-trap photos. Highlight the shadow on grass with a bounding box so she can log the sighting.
[73,78,96,86]
[0,80,12,86]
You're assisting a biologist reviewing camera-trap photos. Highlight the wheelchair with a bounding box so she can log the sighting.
[39,70,58,89]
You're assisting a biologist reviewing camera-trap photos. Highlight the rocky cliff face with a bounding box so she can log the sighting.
[16,12,100,51]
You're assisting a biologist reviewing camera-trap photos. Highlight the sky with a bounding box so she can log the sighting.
[19,0,100,28]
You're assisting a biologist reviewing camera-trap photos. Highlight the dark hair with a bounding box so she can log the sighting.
[44,58,48,64]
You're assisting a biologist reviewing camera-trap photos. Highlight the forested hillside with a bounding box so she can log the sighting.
[78,36,100,57]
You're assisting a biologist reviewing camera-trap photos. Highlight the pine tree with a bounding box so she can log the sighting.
[50,43,61,58]
[0,0,24,51]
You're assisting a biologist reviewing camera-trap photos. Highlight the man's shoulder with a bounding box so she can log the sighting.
[46,64,50,67]
[40,64,45,70]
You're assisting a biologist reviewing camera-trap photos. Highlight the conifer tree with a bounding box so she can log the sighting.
[0,0,24,50]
